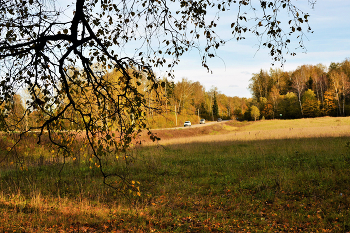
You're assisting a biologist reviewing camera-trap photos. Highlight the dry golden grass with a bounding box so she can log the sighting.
[0,191,133,232]
[243,116,350,130]
[156,117,350,145]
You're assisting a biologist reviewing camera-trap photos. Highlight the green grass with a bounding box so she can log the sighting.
[138,137,350,228]
[0,118,350,231]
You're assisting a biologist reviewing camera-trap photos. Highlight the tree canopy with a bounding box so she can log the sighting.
[248,58,350,120]
[0,0,315,188]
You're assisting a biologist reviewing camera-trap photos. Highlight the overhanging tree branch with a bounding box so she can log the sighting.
[0,0,316,193]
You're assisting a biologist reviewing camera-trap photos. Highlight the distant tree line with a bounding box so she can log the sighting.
[6,58,348,129]
[160,78,248,122]
[247,58,350,120]
[0,69,252,131]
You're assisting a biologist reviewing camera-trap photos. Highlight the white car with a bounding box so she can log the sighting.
[184,121,191,127]
[200,119,205,124]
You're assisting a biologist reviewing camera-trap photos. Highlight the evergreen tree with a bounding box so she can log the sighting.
[212,92,219,119]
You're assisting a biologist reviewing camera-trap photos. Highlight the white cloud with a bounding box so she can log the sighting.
[167,0,350,99]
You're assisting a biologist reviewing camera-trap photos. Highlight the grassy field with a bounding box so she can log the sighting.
[0,117,350,232]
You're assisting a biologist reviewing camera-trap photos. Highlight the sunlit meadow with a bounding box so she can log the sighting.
[0,117,350,232]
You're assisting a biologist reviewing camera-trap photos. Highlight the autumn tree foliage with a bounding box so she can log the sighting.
[249,70,272,100]
[249,58,350,119]
[259,97,274,119]
[301,89,320,118]
[322,91,337,116]
[250,105,260,121]
[279,92,302,119]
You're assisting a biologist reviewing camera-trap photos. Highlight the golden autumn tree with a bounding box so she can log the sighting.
[322,91,337,116]
[301,89,320,118]
[250,105,260,121]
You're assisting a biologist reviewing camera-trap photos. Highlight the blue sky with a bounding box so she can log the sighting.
[57,0,350,98]
[158,0,350,98]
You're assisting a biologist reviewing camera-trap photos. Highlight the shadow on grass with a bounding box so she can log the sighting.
[1,136,350,231]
